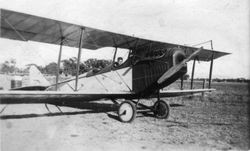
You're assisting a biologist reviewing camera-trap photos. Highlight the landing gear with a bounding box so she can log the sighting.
[152,90,170,119]
[153,100,170,119]
[116,93,170,122]
[118,100,137,123]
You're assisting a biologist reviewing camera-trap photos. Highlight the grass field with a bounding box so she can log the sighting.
[165,81,250,150]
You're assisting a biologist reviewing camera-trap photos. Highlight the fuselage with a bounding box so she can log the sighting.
[50,47,187,98]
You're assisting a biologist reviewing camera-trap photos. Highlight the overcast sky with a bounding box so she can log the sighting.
[0,0,249,78]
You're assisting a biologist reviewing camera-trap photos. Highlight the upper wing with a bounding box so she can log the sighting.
[0,9,229,61]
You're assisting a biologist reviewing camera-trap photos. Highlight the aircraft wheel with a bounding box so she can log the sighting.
[153,100,170,119]
[118,100,137,123]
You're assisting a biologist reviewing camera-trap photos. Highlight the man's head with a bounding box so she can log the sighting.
[117,57,123,65]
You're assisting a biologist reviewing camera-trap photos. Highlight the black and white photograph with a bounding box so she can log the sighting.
[0,0,249,150]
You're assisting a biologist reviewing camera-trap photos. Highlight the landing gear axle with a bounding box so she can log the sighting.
[116,98,170,123]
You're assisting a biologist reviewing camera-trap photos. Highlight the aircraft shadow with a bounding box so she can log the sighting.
[60,101,118,112]
[0,102,118,120]
[0,111,92,120]
[0,102,184,121]
[170,103,185,107]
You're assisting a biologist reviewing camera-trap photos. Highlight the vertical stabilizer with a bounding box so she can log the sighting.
[22,65,50,86]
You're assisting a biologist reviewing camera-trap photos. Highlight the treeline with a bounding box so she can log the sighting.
[61,57,112,76]
[0,59,20,74]
[0,58,112,76]
[0,58,249,83]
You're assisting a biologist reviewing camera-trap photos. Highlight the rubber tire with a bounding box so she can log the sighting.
[118,100,137,123]
[153,100,170,119]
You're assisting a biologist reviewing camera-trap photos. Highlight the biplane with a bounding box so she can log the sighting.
[0,9,229,122]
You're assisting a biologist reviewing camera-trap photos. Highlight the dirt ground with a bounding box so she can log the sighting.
[0,82,249,151]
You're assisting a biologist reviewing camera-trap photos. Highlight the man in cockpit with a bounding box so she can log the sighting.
[117,57,123,65]
[114,57,123,67]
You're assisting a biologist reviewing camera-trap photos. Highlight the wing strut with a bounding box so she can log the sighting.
[75,28,85,91]
[180,76,184,90]
[112,47,118,68]
[55,37,64,91]
[190,58,196,89]
[208,40,214,88]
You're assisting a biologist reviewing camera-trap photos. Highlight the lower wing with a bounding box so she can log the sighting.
[158,88,215,98]
[0,89,214,104]
[0,91,135,104]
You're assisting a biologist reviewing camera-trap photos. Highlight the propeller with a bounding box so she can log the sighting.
[157,47,203,84]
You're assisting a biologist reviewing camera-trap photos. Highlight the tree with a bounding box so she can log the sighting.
[0,59,17,74]
[62,58,77,76]
[85,59,112,69]
[61,57,112,76]
[44,62,58,75]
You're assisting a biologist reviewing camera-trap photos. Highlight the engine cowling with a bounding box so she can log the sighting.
[171,48,186,66]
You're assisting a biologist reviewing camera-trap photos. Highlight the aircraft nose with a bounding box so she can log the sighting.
[172,49,186,66]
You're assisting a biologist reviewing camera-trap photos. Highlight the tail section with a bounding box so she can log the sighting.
[22,65,50,86]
